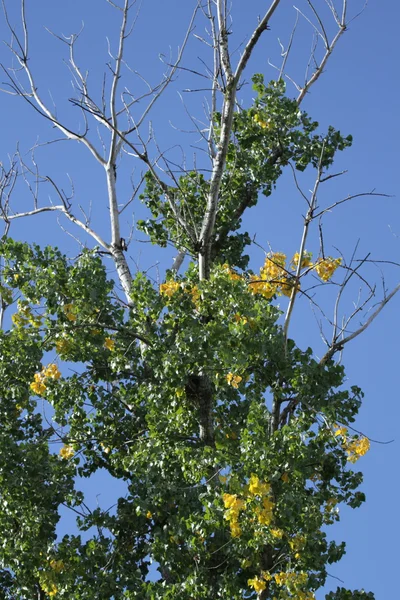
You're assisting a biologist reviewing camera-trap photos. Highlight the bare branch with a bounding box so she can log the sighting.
[296,3,347,104]
[313,190,391,219]
[320,282,400,365]
[171,251,186,274]
[283,142,326,343]
[121,1,201,134]
[217,0,233,80]
[306,0,329,47]
[108,0,130,164]
[1,2,106,165]
[206,0,219,160]
[278,10,299,81]
[234,0,281,82]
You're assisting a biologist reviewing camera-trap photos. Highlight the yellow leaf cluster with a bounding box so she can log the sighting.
[248,251,342,299]
[11,301,42,328]
[253,113,272,129]
[249,252,299,299]
[40,581,58,597]
[158,254,341,314]
[233,313,248,325]
[39,569,60,598]
[291,251,313,269]
[222,493,246,537]
[248,575,267,593]
[63,303,77,322]
[104,337,115,351]
[289,534,306,553]
[248,274,276,299]
[248,475,275,528]
[44,364,62,379]
[324,497,338,516]
[226,372,242,389]
[334,426,348,437]
[59,445,75,460]
[223,474,277,539]
[229,521,242,538]
[274,570,314,598]
[49,559,65,573]
[189,284,200,305]
[270,528,284,539]
[55,338,72,355]
[100,442,111,454]
[222,263,243,282]
[314,257,342,282]
[159,280,201,307]
[248,571,272,593]
[333,425,370,463]
[262,252,287,279]
[279,277,301,298]
[255,497,274,526]
[30,364,61,396]
[159,281,180,297]
[345,436,370,463]
[249,473,271,496]
[30,373,47,396]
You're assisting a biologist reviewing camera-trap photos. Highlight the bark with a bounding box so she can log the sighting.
[185,373,215,445]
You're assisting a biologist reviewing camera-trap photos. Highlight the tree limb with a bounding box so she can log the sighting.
[320,282,400,365]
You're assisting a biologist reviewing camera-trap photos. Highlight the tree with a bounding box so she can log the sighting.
[0,1,396,598]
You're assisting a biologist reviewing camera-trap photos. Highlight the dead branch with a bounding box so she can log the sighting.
[283,142,326,343]
[320,282,400,365]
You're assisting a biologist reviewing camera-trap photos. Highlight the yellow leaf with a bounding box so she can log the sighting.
[104,337,115,351]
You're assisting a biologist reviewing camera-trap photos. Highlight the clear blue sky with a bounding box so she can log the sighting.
[0,1,399,597]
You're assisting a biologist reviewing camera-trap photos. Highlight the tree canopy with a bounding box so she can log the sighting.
[0,1,396,599]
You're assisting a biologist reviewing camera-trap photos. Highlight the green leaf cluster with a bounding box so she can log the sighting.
[0,236,374,599]
[138,76,352,269]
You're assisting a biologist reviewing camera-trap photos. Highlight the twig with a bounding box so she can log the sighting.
[320,282,400,365]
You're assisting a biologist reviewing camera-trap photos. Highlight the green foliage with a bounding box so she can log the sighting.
[325,589,375,600]
[138,77,352,268]
[0,81,372,600]
[0,235,373,598]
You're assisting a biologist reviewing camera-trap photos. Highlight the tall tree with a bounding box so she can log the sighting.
[0,1,396,598]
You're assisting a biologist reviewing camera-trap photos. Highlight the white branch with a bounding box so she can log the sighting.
[108,0,129,164]
[234,0,282,82]
[217,0,233,79]
[0,204,110,250]
[121,1,201,135]
[320,282,400,365]
[296,7,347,104]
[2,1,106,166]
[198,0,283,279]
[171,251,186,274]
[283,146,325,343]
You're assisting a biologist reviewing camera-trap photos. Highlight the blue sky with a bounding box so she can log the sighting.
[0,1,399,597]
